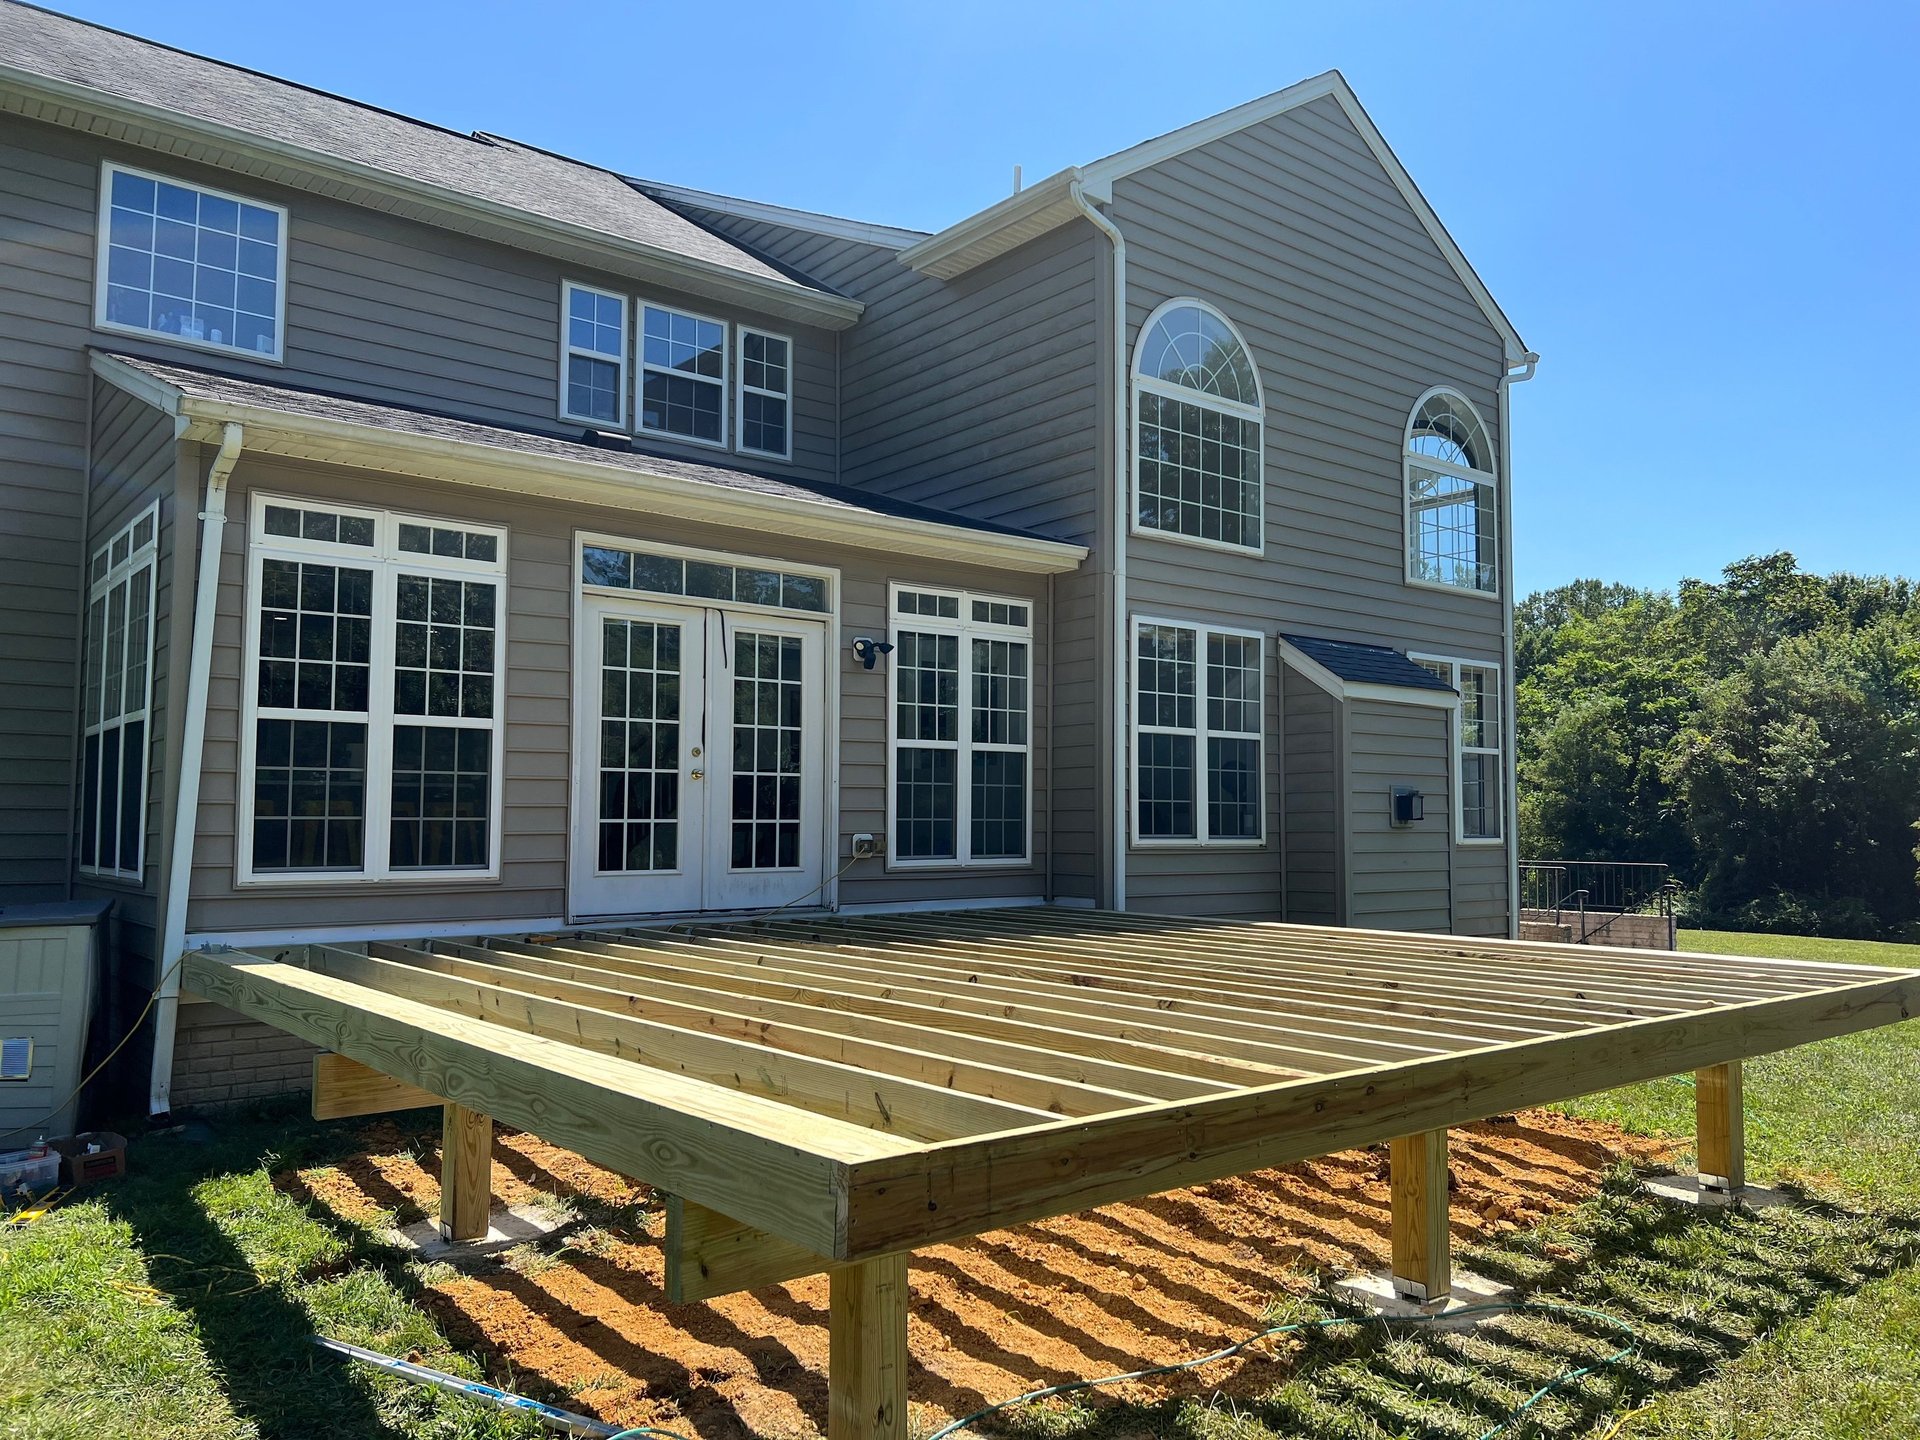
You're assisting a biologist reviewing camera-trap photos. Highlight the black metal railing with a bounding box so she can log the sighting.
[1519,860,1676,943]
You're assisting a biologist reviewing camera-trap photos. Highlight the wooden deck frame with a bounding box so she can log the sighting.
[181,909,1920,1438]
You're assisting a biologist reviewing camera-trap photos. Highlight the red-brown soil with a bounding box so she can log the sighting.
[280,1111,1673,1438]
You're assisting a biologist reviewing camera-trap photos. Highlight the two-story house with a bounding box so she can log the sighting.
[0,1,1532,1122]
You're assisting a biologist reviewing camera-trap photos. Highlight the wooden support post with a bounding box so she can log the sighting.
[1390,1128,1451,1303]
[438,1102,493,1242]
[1696,1060,1745,1194]
[828,1252,909,1440]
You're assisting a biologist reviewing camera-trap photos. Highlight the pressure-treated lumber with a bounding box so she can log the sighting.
[181,949,909,1256]
[1390,1129,1451,1302]
[440,1102,493,1242]
[311,1052,442,1120]
[829,1253,909,1440]
[1696,1060,1745,1193]
[835,970,1920,1258]
[665,1195,839,1302]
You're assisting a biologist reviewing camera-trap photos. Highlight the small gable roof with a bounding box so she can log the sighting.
[1279,633,1458,705]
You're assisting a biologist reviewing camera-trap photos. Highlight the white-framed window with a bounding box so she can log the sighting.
[239,495,507,883]
[1131,617,1265,845]
[1131,299,1265,552]
[736,327,793,460]
[1405,388,1499,596]
[888,585,1033,867]
[1410,654,1504,842]
[640,303,728,447]
[78,503,159,879]
[95,162,287,361]
[560,281,628,429]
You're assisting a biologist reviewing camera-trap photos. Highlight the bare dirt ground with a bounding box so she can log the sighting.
[280,1111,1675,1439]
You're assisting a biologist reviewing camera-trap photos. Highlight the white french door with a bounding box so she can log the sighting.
[570,597,826,919]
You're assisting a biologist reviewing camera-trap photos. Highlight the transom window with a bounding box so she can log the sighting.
[581,542,830,613]
[242,497,506,881]
[737,329,793,460]
[889,586,1032,866]
[641,304,727,446]
[1132,619,1265,844]
[561,282,628,428]
[1412,655,1505,842]
[1405,389,1498,595]
[1132,300,1264,551]
[96,162,286,360]
[78,504,158,879]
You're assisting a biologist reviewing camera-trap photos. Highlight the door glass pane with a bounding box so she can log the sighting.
[597,618,681,873]
[730,632,803,870]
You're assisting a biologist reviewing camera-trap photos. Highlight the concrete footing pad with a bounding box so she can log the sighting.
[1643,1175,1800,1212]
[1332,1268,1517,1328]
[385,1203,575,1259]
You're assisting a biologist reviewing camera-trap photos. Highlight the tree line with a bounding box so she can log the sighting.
[1517,552,1920,937]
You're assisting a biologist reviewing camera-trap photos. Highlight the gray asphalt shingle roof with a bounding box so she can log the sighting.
[1280,633,1457,693]
[101,350,1062,546]
[0,2,823,294]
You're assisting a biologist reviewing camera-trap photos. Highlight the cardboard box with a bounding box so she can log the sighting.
[51,1130,127,1187]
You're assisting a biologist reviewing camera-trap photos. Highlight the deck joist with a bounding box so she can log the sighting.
[185,907,1920,1274]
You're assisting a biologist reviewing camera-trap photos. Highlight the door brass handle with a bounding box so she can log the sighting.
[690,769,705,780]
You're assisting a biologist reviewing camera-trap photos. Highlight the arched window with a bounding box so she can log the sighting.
[1132,300,1264,551]
[1404,388,1497,594]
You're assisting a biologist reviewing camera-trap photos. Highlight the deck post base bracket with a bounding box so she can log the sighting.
[1644,1174,1798,1212]
[1333,1268,1515,1327]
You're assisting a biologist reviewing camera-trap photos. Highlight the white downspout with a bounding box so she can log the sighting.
[1497,353,1537,939]
[148,421,244,1117]
[1068,180,1128,911]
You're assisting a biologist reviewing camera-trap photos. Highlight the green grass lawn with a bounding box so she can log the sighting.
[2,928,1917,1440]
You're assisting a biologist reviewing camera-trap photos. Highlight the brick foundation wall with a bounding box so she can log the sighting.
[169,1001,319,1112]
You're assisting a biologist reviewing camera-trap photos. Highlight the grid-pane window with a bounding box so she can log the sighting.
[640,304,726,445]
[731,632,804,870]
[738,329,792,459]
[78,505,158,878]
[245,498,505,879]
[562,282,627,427]
[891,588,1032,865]
[98,164,284,359]
[1405,391,1498,594]
[597,618,682,874]
[1412,656,1505,843]
[580,543,829,614]
[1132,302,1264,551]
[1133,620,1264,844]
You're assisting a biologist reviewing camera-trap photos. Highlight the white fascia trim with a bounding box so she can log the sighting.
[1077,71,1529,364]
[186,916,572,951]
[833,895,1053,916]
[90,349,182,414]
[1277,639,1459,709]
[90,357,1088,575]
[631,179,929,251]
[898,168,1087,279]
[0,66,864,331]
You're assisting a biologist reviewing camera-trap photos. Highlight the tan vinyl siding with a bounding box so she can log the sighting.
[1280,667,1342,926]
[183,454,1051,935]
[0,121,91,895]
[1344,700,1451,932]
[1112,93,1510,929]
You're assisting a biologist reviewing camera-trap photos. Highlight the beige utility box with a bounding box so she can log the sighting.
[0,902,106,1140]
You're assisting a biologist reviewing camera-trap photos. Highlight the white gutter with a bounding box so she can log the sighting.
[1497,352,1539,939]
[149,420,243,1117]
[1066,181,1129,911]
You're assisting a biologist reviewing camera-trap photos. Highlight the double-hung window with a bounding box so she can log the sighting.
[1411,655,1505,842]
[640,303,728,446]
[78,504,159,878]
[97,162,286,360]
[737,328,792,459]
[242,497,506,882]
[1132,619,1264,845]
[561,282,628,428]
[1131,300,1265,551]
[890,587,1032,866]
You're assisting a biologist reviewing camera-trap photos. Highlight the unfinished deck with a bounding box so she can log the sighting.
[185,908,1920,1437]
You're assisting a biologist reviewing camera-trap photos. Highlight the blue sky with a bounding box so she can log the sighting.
[53,0,1919,596]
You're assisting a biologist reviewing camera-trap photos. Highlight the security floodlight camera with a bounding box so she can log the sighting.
[851,637,895,670]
